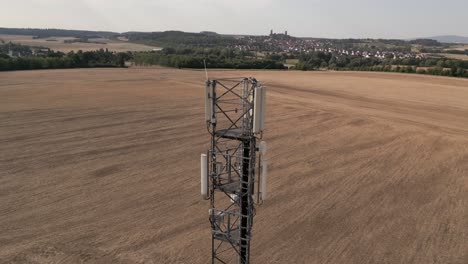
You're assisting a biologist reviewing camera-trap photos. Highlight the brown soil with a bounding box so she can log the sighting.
[1,68,467,263]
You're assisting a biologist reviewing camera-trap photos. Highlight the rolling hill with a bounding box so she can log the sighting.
[425,35,468,44]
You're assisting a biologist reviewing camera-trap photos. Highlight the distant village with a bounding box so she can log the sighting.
[233,30,427,60]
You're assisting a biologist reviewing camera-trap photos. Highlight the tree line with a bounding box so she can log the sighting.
[0,48,132,71]
[420,48,468,55]
[295,52,468,78]
[133,47,285,69]
[124,31,240,48]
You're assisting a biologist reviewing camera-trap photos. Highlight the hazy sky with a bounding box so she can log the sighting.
[1,0,467,38]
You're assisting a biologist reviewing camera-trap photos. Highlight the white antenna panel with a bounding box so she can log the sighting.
[259,141,267,156]
[260,87,266,130]
[201,154,208,198]
[253,87,265,133]
[261,158,267,201]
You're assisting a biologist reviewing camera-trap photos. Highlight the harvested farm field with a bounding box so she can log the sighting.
[0,68,468,264]
[0,34,158,52]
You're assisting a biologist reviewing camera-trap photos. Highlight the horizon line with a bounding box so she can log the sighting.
[1,26,467,40]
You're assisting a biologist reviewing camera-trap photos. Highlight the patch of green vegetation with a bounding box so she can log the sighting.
[295,51,468,78]
[133,47,285,69]
[0,43,131,71]
[124,31,239,48]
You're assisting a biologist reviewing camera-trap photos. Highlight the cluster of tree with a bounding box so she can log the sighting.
[336,65,468,78]
[0,42,34,57]
[133,47,284,69]
[0,49,132,71]
[295,51,468,78]
[159,46,255,58]
[420,48,468,55]
[123,31,241,48]
[323,38,413,53]
[444,49,468,55]
[408,39,442,46]
[419,48,444,53]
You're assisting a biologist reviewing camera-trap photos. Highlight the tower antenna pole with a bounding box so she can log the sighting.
[204,59,209,80]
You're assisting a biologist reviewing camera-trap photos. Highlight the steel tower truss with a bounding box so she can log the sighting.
[205,77,264,264]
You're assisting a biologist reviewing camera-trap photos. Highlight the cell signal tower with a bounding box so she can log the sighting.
[201,77,268,264]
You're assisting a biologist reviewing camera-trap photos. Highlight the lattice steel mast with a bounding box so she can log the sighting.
[201,77,267,264]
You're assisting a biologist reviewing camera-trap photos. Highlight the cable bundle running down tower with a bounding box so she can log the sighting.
[201,77,268,264]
